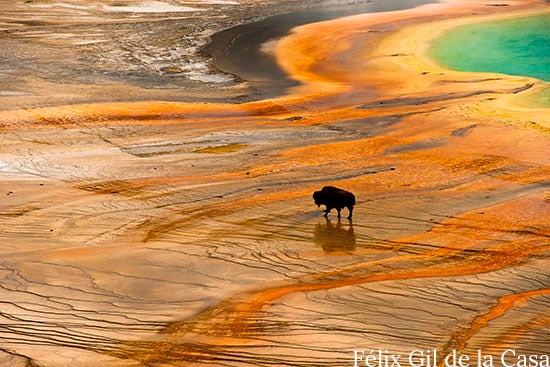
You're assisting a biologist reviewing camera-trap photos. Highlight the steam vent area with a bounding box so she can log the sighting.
[0,0,548,366]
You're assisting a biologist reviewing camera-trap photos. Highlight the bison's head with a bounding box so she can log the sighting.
[312,191,323,207]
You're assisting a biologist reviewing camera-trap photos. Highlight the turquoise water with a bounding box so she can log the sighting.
[429,14,550,82]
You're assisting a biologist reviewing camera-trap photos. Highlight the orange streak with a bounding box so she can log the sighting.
[438,289,550,366]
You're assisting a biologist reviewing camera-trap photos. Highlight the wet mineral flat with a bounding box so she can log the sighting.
[0,0,548,366]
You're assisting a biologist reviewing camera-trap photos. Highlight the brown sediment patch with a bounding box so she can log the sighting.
[191,143,248,154]
[0,101,251,130]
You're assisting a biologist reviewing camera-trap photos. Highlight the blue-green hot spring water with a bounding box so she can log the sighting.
[429,13,550,106]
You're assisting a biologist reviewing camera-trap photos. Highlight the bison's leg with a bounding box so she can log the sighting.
[323,207,330,218]
[337,208,342,219]
[347,205,354,219]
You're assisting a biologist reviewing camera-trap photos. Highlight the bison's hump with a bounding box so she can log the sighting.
[315,186,355,202]
[321,186,354,196]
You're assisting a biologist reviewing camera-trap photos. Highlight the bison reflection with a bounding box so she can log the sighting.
[313,186,356,218]
[314,218,356,253]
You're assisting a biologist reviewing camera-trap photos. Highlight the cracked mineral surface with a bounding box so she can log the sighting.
[0,0,548,366]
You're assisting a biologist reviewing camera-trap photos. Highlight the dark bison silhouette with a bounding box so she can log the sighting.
[313,186,356,218]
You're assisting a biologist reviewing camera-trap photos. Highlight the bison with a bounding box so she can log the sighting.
[313,186,356,219]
